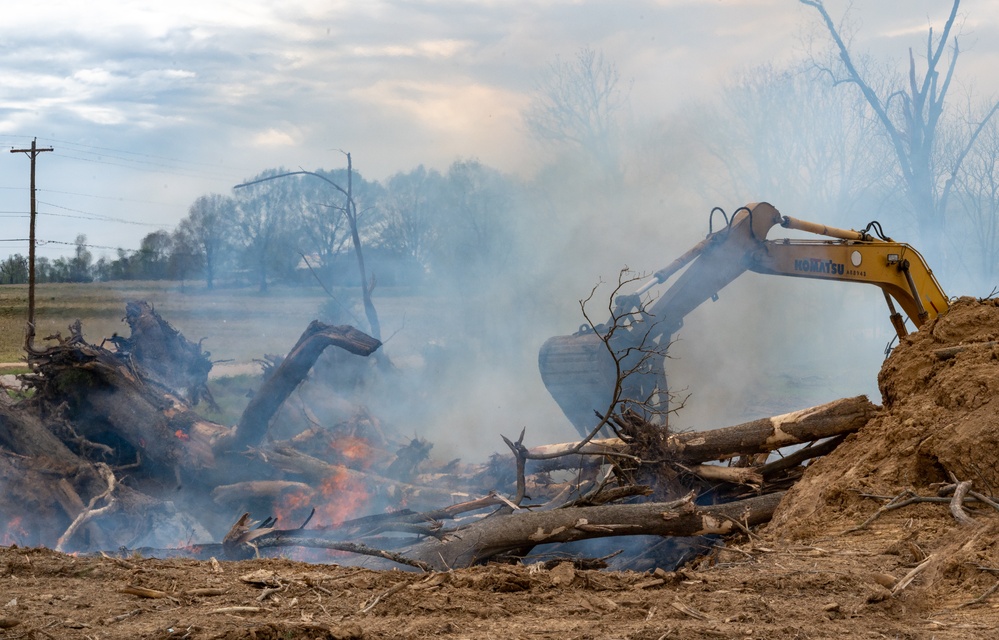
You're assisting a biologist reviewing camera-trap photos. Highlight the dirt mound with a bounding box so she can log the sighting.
[768,297,999,538]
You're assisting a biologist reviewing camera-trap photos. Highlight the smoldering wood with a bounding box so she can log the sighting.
[211,481,316,505]
[2,304,387,551]
[22,320,228,472]
[113,300,215,407]
[2,299,869,570]
[221,321,381,453]
[249,445,472,510]
[211,491,782,570]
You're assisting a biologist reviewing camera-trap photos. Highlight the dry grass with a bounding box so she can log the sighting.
[0,281,333,364]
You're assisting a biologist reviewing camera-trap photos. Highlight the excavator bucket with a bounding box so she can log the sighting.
[538,332,616,437]
[539,203,786,436]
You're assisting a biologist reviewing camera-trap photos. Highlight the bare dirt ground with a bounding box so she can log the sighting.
[5,296,999,639]
[0,531,989,640]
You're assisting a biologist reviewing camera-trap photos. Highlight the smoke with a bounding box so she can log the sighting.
[0,70,953,556]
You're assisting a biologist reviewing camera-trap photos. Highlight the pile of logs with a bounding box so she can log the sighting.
[0,302,877,570]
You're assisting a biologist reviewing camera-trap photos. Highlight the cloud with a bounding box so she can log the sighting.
[0,0,997,257]
[348,39,473,59]
[252,128,300,147]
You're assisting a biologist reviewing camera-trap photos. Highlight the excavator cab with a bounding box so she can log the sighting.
[539,202,949,437]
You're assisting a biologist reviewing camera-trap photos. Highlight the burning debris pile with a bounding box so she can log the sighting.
[1,300,880,570]
[7,297,999,638]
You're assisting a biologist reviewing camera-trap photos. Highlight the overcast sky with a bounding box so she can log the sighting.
[2,0,999,260]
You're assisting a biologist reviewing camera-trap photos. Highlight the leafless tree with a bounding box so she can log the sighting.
[800,0,999,259]
[235,154,382,341]
[952,111,999,281]
[176,193,238,291]
[707,62,895,225]
[524,47,628,177]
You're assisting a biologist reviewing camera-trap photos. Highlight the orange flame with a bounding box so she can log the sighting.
[313,466,371,526]
[330,435,374,469]
[268,466,372,532]
[1,515,28,546]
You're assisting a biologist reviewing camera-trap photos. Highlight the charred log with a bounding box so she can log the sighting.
[219,322,381,453]
[114,300,215,407]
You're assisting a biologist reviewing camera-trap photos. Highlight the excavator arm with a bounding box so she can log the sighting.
[539,202,949,436]
[748,238,947,337]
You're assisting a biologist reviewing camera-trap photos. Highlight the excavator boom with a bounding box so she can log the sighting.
[539,202,949,436]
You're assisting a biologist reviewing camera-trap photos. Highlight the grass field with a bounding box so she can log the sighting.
[0,281,341,364]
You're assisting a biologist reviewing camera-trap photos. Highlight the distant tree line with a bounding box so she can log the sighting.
[0,159,522,294]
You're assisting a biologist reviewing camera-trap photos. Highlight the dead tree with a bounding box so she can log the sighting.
[801,0,999,253]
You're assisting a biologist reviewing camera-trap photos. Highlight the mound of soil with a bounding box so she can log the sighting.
[767,296,999,614]
[770,296,999,537]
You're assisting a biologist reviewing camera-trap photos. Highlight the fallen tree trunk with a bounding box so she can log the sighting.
[223,491,784,570]
[667,396,876,461]
[407,491,784,570]
[521,395,876,471]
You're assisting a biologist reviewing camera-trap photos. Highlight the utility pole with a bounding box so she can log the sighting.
[10,138,54,346]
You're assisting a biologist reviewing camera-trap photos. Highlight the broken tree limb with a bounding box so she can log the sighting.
[668,396,876,462]
[512,397,874,473]
[758,435,848,478]
[211,481,316,506]
[682,464,762,486]
[219,322,381,453]
[950,479,978,526]
[250,445,471,510]
[932,341,998,360]
[404,491,785,570]
[55,463,118,552]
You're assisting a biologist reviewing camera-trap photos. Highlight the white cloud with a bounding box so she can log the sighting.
[350,79,526,136]
[72,68,115,85]
[251,128,300,147]
[349,39,472,59]
[67,104,127,125]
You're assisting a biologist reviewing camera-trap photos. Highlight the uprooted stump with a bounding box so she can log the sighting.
[114,300,215,407]
[4,306,383,550]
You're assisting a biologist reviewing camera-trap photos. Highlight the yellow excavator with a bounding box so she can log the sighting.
[539,202,949,436]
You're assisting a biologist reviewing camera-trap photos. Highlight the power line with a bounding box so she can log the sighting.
[42,137,243,182]
[53,150,238,182]
[37,187,181,207]
[40,136,235,172]
[35,200,175,227]
[34,239,136,252]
